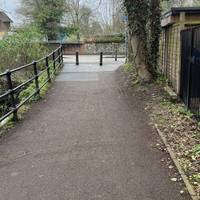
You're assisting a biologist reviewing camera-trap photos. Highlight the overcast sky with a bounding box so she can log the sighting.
[1,0,195,25]
[0,0,21,23]
[0,0,113,25]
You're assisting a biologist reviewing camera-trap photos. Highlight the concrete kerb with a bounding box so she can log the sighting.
[154,124,200,200]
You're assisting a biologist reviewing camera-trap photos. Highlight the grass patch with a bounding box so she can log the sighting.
[122,63,134,73]
[154,74,167,85]
[122,62,140,86]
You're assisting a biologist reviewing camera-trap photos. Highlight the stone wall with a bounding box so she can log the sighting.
[84,43,125,55]
[62,43,85,55]
[45,42,125,55]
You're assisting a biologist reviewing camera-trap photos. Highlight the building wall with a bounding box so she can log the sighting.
[0,21,10,38]
[160,11,200,95]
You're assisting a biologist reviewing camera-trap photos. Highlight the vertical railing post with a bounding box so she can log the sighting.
[33,61,40,96]
[52,51,56,74]
[76,51,79,65]
[46,56,51,83]
[61,46,64,66]
[6,70,18,121]
[58,48,61,66]
[100,52,103,66]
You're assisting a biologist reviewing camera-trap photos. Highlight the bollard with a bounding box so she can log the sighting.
[76,52,79,65]
[100,52,103,66]
[115,48,118,61]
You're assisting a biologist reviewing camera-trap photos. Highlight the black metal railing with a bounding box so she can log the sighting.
[0,46,63,123]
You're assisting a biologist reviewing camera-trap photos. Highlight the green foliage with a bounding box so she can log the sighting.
[66,34,80,42]
[161,1,171,12]
[177,107,194,118]
[191,173,200,183]
[148,0,161,73]
[19,82,39,102]
[124,0,162,77]
[159,98,194,118]
[122,62,140,85]
[0,25,51,121]
[0,25,48,73]
[61,27,78,40]
[20,0,66,40]
[188,144,200,161]
[124,0,149,41]
[123,63,134,73]
[155,74,167,85]
[19,62,57,102]
[84,34,125,44]
[0,22,62,129]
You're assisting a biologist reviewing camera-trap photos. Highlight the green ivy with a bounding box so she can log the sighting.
[0,25,48,73]
[124,0,161,78]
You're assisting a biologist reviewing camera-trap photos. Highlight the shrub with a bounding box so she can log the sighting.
[0,25,48,73]
[0,25,49,119]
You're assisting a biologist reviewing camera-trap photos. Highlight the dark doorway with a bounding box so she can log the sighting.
[180,27,200,115]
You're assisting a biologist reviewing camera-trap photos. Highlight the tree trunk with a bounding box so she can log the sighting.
[130,35,152,82]
[128,34,133,62]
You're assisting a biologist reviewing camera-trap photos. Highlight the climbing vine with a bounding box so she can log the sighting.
[124,0,161,80]
[149,0,162,76]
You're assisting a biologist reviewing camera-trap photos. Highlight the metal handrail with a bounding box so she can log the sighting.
[0,45,64,122]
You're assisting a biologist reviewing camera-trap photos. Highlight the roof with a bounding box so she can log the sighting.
[0,11,13,23]
[163,7,200,18]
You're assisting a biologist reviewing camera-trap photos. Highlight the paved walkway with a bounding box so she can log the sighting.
[0,56,190,200]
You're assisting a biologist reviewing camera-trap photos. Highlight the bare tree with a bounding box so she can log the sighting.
[97,0,124,34]
[193,0,200,6]
[64,0,102,41]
